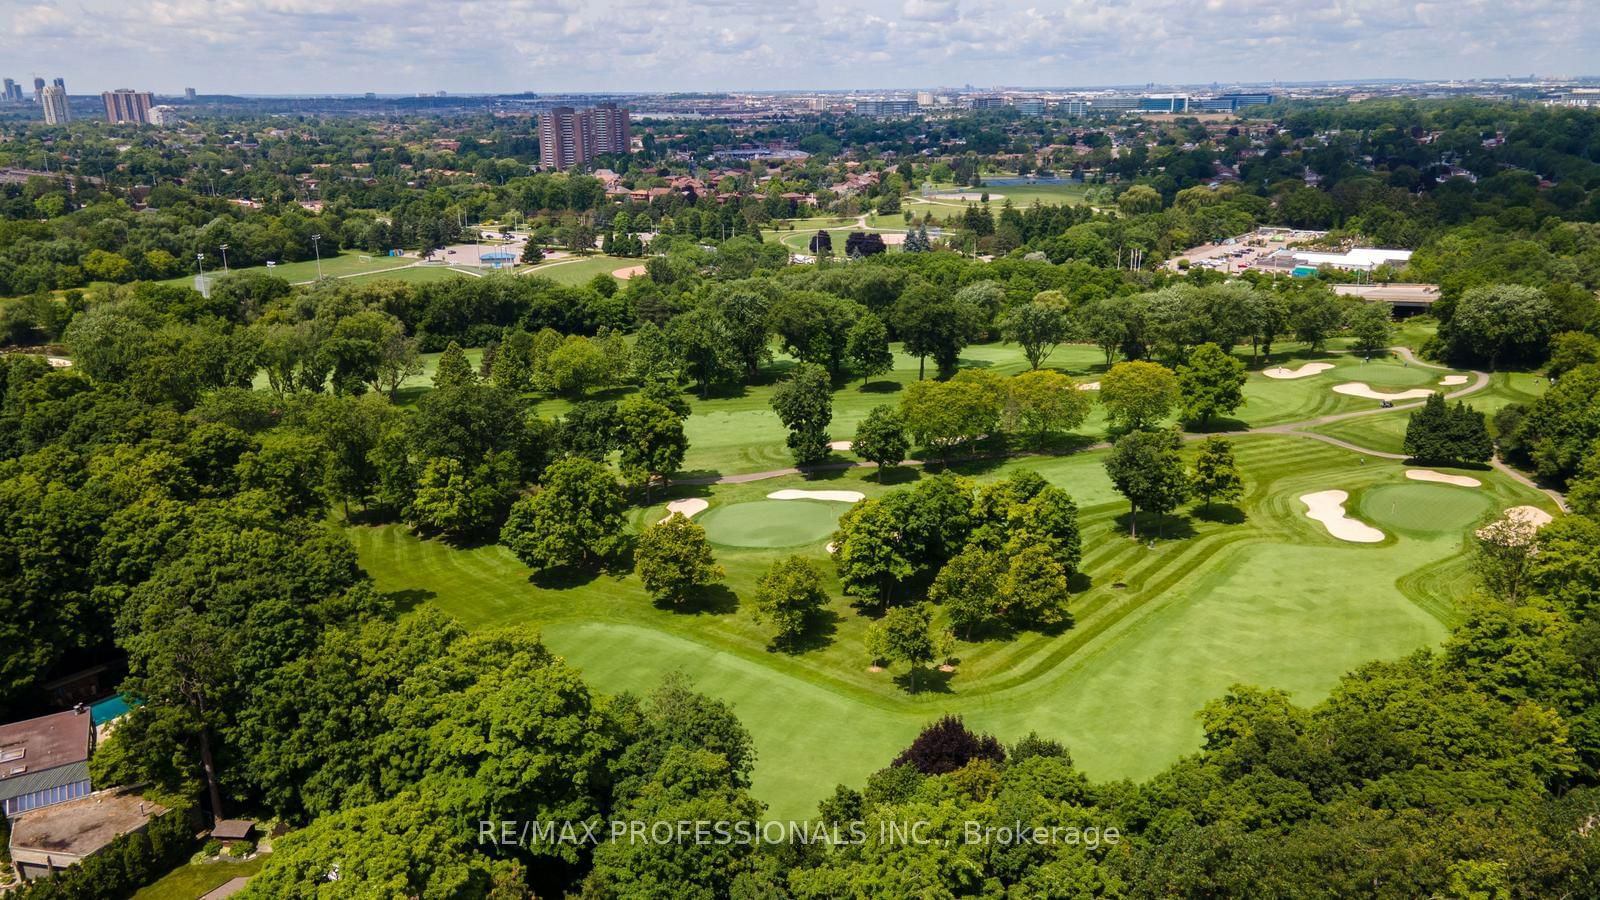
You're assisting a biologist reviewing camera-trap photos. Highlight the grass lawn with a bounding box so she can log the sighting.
[158,253,412,288]
[132,857,265,900]
[341,265,483,286]
[521,254,640,286]
[350,433,1551,820]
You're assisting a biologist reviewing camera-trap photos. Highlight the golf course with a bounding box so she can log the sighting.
[348,331,1556,821]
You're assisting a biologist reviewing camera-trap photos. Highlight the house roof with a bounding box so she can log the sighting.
[8,788,165,861]
[212,819,255,841]
[0,710,91,782]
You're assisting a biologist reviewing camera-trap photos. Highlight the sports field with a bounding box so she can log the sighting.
[157,253,414,288]
[350,332,1553,819]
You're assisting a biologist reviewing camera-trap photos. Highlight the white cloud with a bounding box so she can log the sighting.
[1,0,1595,92]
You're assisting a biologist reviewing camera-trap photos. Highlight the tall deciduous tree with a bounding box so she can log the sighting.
[1100,360,1180,431]
[615,395,687,498]
[846,314,894,386]
[1191,435,1243,512]
[1104,428,1190,537]
[1002,291,1075,370]
[865,602,946,691]
[635,514,723,606]
[852,405,911,479]
[1006,370,1093,446]
[752,556,829,649]
[770,363,834,466]
[500,457,626,572]
[1177,342,1247,427]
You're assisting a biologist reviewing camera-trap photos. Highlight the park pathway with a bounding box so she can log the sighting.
[668,347,1569,509]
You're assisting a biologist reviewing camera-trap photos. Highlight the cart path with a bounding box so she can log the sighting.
[669,347,1565,509]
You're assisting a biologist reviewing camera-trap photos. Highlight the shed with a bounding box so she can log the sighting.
[212,819,256,843]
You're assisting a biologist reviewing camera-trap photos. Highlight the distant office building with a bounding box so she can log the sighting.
[2,79,18,102]
[916,91,935,107]
[184,87,196,100]
[1198,93,1275,112]
[1138,94,1189,112]
[41,85,70,124]
[855,99,916,117]
[1090,97,1139,112]
[148,105,180,126]
[1014,98,1046,117]
[1062,99,1089,117]
[32,77,44,104]
[102,89,154,124]
[537,104,631,168]
[51,77,64,89]
[970,95,1005,110]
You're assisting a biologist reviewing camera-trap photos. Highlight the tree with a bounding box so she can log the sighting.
[865,603,944,691]
[242,794,521,897]
[900,370,1006,455]
[1346,301,1393,356]
[1177,342,1248,427]
[434,340,476,390]
[894,288,984,379]
[1448,284,1555,369]
[615,395,687,497]
[1104,428,1190,537]
[712,287,773,382]
[846,314,894,386]
[1100,360,1180,431]
[557,400,619,461]
[500,457,626,572]
[1473,509,1544,604]
[635,514,723,606]
[1118,184,1163,216]
[1006,370,1092,447]
[406,453,519,538]
[770,363,834,466]
[1404,393,1492,465]
[629,320,680,384]
[891,715,1005,775]
[1002,292,1074,369]
[752,556,829,649]
[852,405,911,479]
[1191,435,1243,512]
[1002,545,1072,628]
[929,547,1004,638]
[520,241,544,264]
[1547,331,1600,379]
[666,306,738,399]
[1288,291,1344,351]
[833,499,915,608]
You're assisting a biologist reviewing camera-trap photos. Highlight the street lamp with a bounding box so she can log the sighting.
[311,234,323,279]
[219,243,229,274]
[196,252,205,278]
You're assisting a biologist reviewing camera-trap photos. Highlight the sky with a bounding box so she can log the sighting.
[2,0,1597,95]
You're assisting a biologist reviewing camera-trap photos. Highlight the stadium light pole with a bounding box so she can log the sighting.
[311,234,323,279]
[219,243,229,274]
[196,252,205,279]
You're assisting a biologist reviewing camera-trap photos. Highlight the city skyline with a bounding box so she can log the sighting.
[2,0,1596,95]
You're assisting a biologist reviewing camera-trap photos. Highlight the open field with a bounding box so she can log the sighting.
[352,426,1550,819]
[520,254,640,285]
[157,253,413,288]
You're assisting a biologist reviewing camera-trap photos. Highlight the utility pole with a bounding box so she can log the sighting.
[219,243,229,274]
[311,233,323,279]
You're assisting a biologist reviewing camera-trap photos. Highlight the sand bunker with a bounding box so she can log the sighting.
[657,498,708,523]
[931,192,1005,202]
[828,440,853,451]
[1077,381,1100,391]
[1438,375,1468,386]
[1263,362,1335,379]
[1406,469,1483,488]
[612,265,647,280]
[46,356,73,368]
[1332,383,1435,401]
[1501,505,1554,528]
[1300,490,1385,543]
[767,489,865,503]
[826,542,838,554]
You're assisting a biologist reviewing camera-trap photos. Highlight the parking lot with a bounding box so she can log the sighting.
[1166,227,1328,274]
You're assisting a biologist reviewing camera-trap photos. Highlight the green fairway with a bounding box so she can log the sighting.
[1358,482,1493,535]
[350,434,1553,820]
[697,499,850,548]
[1236,352,1469,428]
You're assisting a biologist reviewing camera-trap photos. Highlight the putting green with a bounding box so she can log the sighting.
[1358,482,1492,535]
[697,500,848,548]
